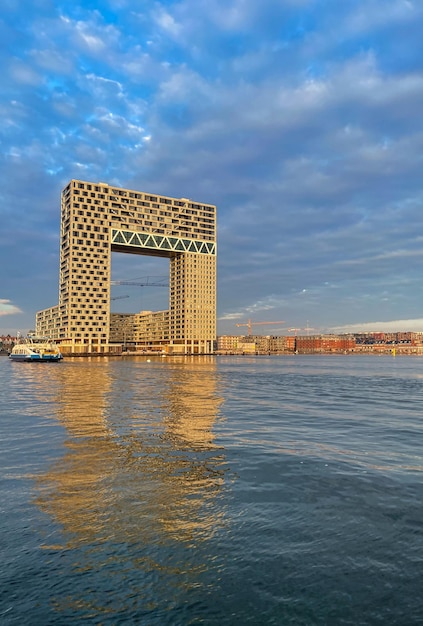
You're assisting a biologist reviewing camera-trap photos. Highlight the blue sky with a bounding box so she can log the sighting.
[2,0,423,335]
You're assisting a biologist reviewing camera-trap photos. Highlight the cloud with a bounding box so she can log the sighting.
[331,319,423,334]
[153,7,182,37]
[1,0,423,334]
[0,300,22,317]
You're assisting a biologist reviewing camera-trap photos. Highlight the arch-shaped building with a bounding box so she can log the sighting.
[36,179,217,355]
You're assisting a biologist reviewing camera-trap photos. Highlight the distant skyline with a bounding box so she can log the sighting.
[2,0,423,335]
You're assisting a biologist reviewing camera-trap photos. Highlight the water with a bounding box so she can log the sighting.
[1,354,422,625]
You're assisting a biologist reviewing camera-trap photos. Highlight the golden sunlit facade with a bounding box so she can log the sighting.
[36,179,217,354]
[134,310,169,347]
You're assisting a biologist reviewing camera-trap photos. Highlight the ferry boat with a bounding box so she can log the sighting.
[9,334,63,362]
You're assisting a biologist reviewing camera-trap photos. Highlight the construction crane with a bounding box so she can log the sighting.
[111,295,130,301]
[235,320,285,336]
[111,275,168,287]
[288,328,301,336]
[288,324,317,336]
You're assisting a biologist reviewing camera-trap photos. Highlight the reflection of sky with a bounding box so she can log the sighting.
[216,354,423,474]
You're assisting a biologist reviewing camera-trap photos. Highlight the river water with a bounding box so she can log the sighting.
[1,354,422,625]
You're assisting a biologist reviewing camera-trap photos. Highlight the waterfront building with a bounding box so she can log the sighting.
[260,335,287,353]
[109,313,136,345]
[217,335,242,352]
[285,335,296,352]
[296,334,355,353]
[216,335,257,354]
[0,335,16,352]
[36,179,217,355]
[36,305,60,339]
[133,310,169,351]
[108,310,169,352]
[215,332,423,355]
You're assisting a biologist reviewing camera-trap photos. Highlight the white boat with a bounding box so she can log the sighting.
[9,334,63,362]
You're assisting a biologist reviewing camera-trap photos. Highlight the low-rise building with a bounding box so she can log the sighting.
[134,310,169,351]
[109,313,137,345]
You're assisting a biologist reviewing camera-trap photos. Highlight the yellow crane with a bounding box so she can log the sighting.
[235,320,285,336]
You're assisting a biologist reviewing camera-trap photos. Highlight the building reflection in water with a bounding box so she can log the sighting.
[32,356,228,617]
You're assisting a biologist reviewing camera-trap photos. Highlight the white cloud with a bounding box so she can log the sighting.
[0,300,22,317]
[154,7,182,37]
[331,319,423,334]
[345,0,418,36]
[8,59,42,86]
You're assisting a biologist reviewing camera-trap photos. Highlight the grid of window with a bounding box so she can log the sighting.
[37,179,216,353]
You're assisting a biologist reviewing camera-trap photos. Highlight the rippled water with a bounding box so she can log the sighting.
[1,355,422,625]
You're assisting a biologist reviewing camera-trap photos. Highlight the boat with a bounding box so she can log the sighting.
[9,334,63,362]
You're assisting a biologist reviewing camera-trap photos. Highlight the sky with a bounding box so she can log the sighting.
[2,0,423,336]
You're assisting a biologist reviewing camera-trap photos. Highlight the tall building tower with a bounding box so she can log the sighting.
[37,179,216,354]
